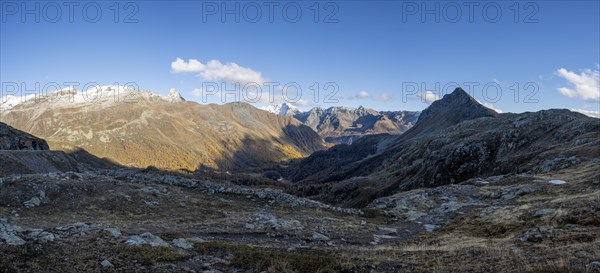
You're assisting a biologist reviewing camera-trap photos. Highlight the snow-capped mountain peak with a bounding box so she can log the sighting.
[0,85,187,110]
[260,102,301,116]
[168,88,186,102]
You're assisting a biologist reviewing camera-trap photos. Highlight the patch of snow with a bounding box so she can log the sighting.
[0,93,37,110]
[260,102,301,116]
[167,88,185,102]
[1,85,184,111]
[548,180,566,185]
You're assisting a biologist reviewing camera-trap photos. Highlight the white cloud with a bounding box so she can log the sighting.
[475,98,503,113]
[293,99,310,107]
[571,108,600,118]
[483,102,503,113]
[171,58,205,73]
[556,68,600,100]
[406,91,440,104]
[171,58,267,85]
[378,92,391,102]
[355,90,372,99]
[421,91,440,104]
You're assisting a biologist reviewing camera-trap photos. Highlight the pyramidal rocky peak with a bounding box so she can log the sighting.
[400,88,499,139]
[417,87,498,125]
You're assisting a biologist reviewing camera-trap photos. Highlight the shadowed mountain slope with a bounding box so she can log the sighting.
[0,122,49,150]
[287,88,600,207]
[1,123,120,175]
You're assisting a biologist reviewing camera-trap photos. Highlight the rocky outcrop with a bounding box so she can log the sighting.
[0,122,49,150]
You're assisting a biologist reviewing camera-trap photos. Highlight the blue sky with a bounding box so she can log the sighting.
[1,1,599,114]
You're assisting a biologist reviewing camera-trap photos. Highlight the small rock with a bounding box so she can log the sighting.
[143,200,159,206]
[244,223,256,230]
[38,232,55,242]
[140,233,168,247]
[474,178,489,184]
[24,197,41,208]
[501,185,536,200]
[588,261,600,271]
[103,227,122,238]
[125,232,170,247]
[1,222,26,245]
[311,232,330,241]
[518,226,553,242]
[533,208,556,218]
[186,237,205,243]
[172,238,193,250]
[100,259,113,267]
[433,201,464,213]
[3,233,26,245]
[378,227,398,234]
[125,235,145,246]
[28,230,56,243]
[424,224,439,232]
[277,219,303,231]
[404,211,427,221]
[575,250,590,258]
[56,222,90,236]
[360,220,367,225]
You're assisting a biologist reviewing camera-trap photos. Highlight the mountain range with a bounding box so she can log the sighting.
[1,86,599,273]
[0,86,326,171]
[283,88,600,207]
[262,103,420,144]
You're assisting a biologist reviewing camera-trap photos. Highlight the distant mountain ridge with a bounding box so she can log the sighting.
[0,86,326,170]
[262,104,420,144]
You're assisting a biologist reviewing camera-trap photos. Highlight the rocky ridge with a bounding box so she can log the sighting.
[288,88,600,207]
[293,106,420,144]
